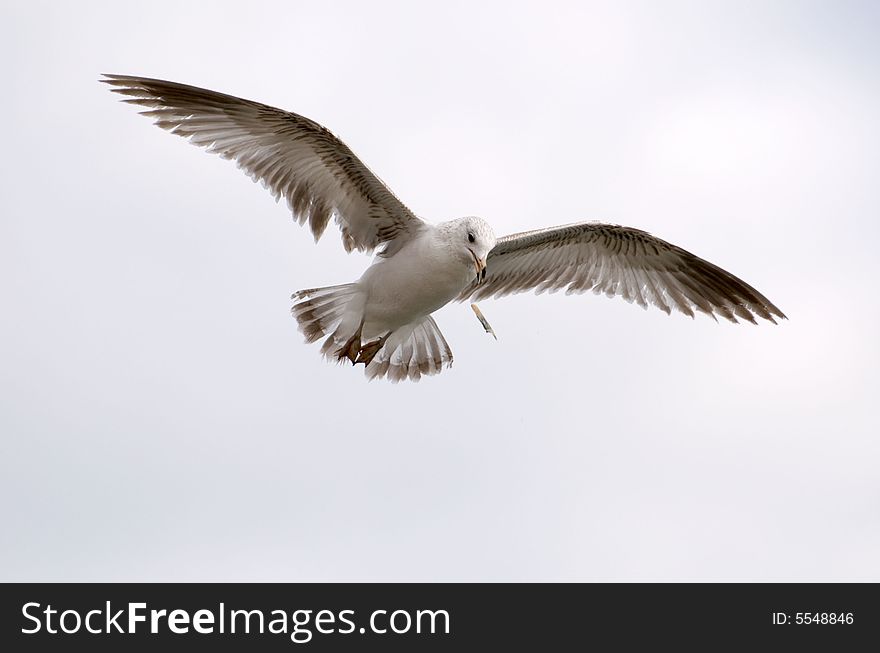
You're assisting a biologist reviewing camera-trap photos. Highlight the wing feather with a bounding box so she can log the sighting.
[102,74,424,254]
[459,222,785,324]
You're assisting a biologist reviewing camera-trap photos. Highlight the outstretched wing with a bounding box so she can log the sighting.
[459,222,786,324]
[102,74,425,254]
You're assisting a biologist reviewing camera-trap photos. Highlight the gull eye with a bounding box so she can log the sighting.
[467,232,475,243]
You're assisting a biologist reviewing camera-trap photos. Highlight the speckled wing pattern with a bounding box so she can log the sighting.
[102,74,424,254]
[459,222,786,324]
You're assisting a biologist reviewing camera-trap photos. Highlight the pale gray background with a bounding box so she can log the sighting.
[2,0,878,581]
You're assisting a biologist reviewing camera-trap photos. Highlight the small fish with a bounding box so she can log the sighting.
[470,303,497,340]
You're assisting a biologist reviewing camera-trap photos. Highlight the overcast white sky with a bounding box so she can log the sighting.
[2,0,879,581]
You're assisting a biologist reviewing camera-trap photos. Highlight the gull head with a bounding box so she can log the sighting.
[442,216,496,282]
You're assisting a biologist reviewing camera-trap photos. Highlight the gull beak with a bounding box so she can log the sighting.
[470,251,487,282]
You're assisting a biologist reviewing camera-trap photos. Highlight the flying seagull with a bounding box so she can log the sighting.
[103,74,786,382]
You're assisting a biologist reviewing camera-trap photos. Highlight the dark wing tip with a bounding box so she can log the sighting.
[100,73,137,84]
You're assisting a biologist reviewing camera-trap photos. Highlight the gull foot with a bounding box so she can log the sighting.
[355,332,392,366]
[335,328,363,364]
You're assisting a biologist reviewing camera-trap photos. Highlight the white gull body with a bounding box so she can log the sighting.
[358,219,495,333]
[293,217,495,381]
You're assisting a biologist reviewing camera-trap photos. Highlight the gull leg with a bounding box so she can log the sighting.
[335,319,364,364]
[355,331,393,366]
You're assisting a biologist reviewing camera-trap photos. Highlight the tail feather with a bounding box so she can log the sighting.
[365,316,453,383]
[292,285,453,382]
[291,284,360,345]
